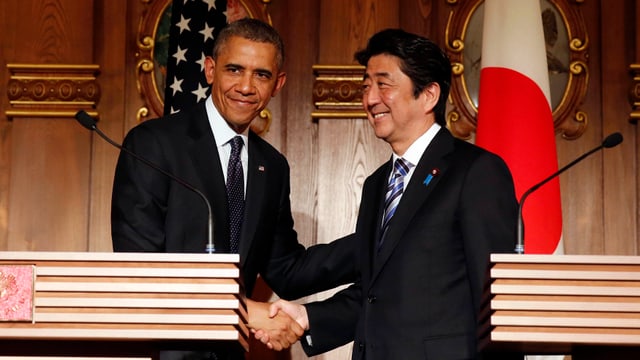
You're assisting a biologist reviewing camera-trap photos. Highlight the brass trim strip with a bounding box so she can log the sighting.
[6,110,99,119]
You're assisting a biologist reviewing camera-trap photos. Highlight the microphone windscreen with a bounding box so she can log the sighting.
[602,132,623,148]
[75,110,97,130]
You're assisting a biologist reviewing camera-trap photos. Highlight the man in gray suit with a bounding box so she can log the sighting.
[256,29,519,360]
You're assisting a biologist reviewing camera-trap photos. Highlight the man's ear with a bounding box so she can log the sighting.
[204,56,215,85]
[422,82,441,114]
[271,72,287,97]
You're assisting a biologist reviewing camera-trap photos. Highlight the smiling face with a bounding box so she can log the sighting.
[205,36,286,133]
[362,54,440,155]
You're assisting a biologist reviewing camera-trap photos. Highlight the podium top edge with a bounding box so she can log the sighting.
[491,253,640,264]
[0,251,240,264]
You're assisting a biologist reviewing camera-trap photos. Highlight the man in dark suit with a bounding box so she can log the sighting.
[111,18,355,359]
[256,29,519,359]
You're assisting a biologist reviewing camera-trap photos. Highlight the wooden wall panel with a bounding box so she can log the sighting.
[0,1,11,251]
[8,120,91,251]
[318,0,399,64]
[558,0,638,256]
[87,0,129,252]
[600,0,637,255]
[559,0,606,255]
[637,0,640,254]
[4,0,96,251]
[400,0,436,36]
[272,0,321,251]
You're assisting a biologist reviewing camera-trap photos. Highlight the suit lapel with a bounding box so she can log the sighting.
[371,128,455,283]
[185,104,231,253]
[360,161,392,281]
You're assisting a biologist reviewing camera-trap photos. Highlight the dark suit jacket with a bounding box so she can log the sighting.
[111,102,355,300]
[302,128,518,360]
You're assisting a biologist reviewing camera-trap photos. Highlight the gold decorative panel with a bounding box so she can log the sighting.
[6,64,100,119]
[311,65,366,120]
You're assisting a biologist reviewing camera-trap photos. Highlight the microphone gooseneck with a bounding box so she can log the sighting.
[74,110,216,254]
[515,132,624,254]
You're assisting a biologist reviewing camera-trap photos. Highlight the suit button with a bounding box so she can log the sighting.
[358,342,365,351]
[367,295,376,303]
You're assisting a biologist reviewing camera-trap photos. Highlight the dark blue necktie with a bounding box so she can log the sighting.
[226,136,244,253]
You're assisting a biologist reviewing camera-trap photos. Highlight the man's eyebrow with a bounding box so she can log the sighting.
[225,63,273,77]
[363,71,391,81]
[255,68,273,77]
[224,63,245,70]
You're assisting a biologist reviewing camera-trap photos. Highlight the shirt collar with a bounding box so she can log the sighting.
[391,123,441,166]
[206,95,248,147]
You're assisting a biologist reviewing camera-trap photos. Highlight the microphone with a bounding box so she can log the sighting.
[74,110,216,254]
[516,132,623,254]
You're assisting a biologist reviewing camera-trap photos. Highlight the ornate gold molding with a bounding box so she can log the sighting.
[311,65,366,120]
[6,64,100,119]
[444,0,589,140]
[630,64,640,124]
[251,109,273,134]
[135,0,169,121]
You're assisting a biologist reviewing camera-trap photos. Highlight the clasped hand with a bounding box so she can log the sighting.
[246,299,308,350]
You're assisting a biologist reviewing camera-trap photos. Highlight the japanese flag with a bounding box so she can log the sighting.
[475,0,563,255]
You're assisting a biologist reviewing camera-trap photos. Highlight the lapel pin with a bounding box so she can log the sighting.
[258,165,265,172]
[423,168,440,186]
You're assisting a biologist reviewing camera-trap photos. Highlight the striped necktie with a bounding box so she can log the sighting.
[382,158,412,234]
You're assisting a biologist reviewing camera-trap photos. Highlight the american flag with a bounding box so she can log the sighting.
[163,0,228,115]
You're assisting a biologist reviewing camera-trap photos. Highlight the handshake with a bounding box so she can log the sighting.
[246,298,309,350]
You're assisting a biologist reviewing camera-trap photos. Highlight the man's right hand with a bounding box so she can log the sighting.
[246,299,304,350]
[251,299,309,349]
[269,299,309,330]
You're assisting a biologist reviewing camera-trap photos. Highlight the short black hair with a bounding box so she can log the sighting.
[212,18,285,69]
[355,29,451,126]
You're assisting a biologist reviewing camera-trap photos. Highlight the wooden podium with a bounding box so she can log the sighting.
[480,254,640,359]
[0,251,247,359]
